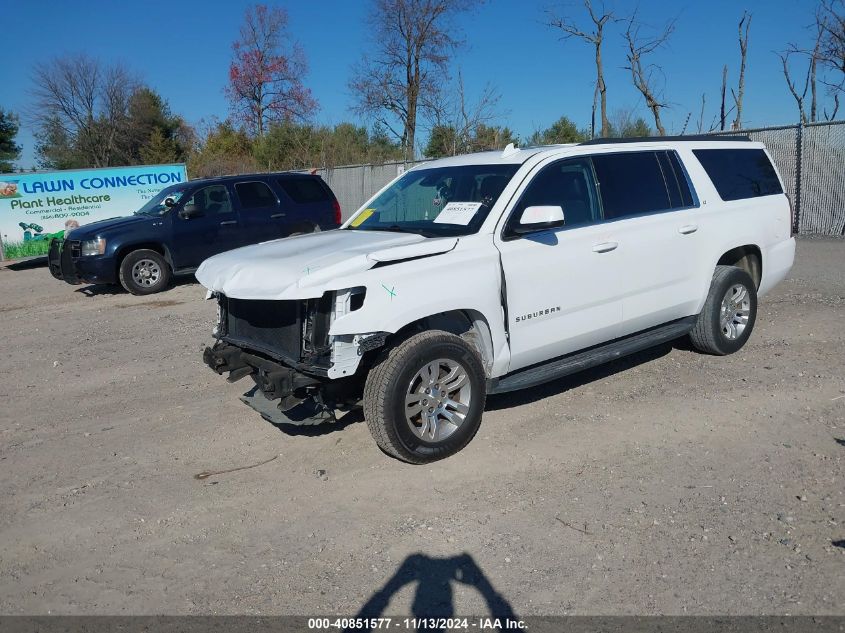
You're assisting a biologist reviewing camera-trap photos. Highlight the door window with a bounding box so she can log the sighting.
[506,157,600,236]
[186,185,232,215]
[235,181,277,209]
[592,152,671,219]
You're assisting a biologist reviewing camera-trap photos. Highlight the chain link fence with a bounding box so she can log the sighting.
[314,121,845,234]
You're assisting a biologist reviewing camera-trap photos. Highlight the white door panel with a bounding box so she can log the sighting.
[608,211,704,337]
[498,225,623,371]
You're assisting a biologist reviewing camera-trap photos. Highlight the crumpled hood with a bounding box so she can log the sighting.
[195,229,457,300]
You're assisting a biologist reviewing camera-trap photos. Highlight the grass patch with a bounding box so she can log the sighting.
[2,239,52,259]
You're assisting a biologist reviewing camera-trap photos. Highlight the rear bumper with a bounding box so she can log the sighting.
[48,238,117,285]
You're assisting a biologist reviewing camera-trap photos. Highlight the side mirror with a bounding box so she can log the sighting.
[512,205,565,234]
[163,197,176,208]
[179,203,200,219]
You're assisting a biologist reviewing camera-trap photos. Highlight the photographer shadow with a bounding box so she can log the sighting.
[348,553,518,632]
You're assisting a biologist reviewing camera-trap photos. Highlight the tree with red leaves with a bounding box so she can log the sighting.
[226,4,318,137]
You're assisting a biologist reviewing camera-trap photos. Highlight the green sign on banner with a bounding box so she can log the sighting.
[0,164,188,259]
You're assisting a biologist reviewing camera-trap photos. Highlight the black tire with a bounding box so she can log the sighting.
[118,249,171,295]
[363,330,487,464]
[689,265,758,355]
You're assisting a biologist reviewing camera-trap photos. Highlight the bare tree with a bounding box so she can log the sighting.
[732,11,752,129]
[818,0,844,78]
[816,0,845,116]
[349,0,480,161]
[425,69,503,156]
[623,14,675,136]
[547,1,613,138]
[779,19,825,124]
[31,54,138,167]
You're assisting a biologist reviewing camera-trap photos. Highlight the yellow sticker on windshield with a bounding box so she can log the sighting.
[350,208,375,227]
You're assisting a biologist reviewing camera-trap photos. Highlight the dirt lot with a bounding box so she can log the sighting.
[0,237,843,616]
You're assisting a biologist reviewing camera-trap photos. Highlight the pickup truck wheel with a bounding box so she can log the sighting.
[118,249,171,295]
[363,330,486,464]
[689,265,757,355]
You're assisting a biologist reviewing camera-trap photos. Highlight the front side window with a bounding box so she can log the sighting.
[186,185,232,215]
[592,152,672,219]
[236,181,277,209]
[507,157,600,235]
[693,148,783,201]
[346,164,519,237]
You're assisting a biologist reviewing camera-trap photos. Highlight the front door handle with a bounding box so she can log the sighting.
[270,213,286,219]
[592,241,618,253]
[679,224,698,235]
[219,220,238,226]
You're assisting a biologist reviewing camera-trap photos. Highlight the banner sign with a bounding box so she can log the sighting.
[0,163,187,259]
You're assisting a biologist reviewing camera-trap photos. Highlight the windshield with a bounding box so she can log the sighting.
[345,164,519,237]
[134,186,189,216]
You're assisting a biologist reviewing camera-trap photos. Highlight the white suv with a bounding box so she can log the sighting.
[198,137,796,463]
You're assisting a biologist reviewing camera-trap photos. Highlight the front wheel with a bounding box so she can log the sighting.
[689,265,758,355]
[363,330,487,464]
[118,249,171,295]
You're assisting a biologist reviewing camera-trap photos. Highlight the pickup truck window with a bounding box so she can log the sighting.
[347,164,519,237]
[693,148,783,201]
[592,151,672,219]
[236,181,277,209]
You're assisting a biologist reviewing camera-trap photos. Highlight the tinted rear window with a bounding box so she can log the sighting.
[693,148,783,201]
[277,177,330,204]
[235,181,277,209]
[592,152,671,219]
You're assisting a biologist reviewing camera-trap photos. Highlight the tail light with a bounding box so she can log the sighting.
[786,193,796,236]
[332,199,342,226]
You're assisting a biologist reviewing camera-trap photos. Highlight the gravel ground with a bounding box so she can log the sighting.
[0,237,843,616]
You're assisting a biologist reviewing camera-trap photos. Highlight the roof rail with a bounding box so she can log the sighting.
[579,134,752,145]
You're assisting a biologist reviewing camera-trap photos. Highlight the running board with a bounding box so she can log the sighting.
[488,316,697,395]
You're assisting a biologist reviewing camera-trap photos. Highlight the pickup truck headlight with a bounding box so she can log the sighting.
[80,237,107,256]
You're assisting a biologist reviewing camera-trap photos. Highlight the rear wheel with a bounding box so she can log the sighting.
[118,249,171,295]
[363,330,486,464]
[689,265,757,355]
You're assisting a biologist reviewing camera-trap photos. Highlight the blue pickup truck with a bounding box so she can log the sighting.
[48,172,341,294]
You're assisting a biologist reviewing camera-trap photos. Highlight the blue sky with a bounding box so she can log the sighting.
[0,0,834,169]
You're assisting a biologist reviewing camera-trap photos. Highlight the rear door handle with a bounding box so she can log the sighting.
[270,213,286,219]
[592,241,618,253]
[219,220,238,226]
[679,224,698,235]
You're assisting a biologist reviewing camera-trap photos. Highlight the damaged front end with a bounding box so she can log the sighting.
[203,289,386,426]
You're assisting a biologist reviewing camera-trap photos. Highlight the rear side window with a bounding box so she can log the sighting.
[235,181,277,209]
[277,177,330,204]
[693,148,783,201]
[592,152,672,219]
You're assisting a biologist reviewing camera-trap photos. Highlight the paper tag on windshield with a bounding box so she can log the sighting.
[433,202,483,225]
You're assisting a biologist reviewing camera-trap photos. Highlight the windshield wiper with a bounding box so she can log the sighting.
[378,225,440,237]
